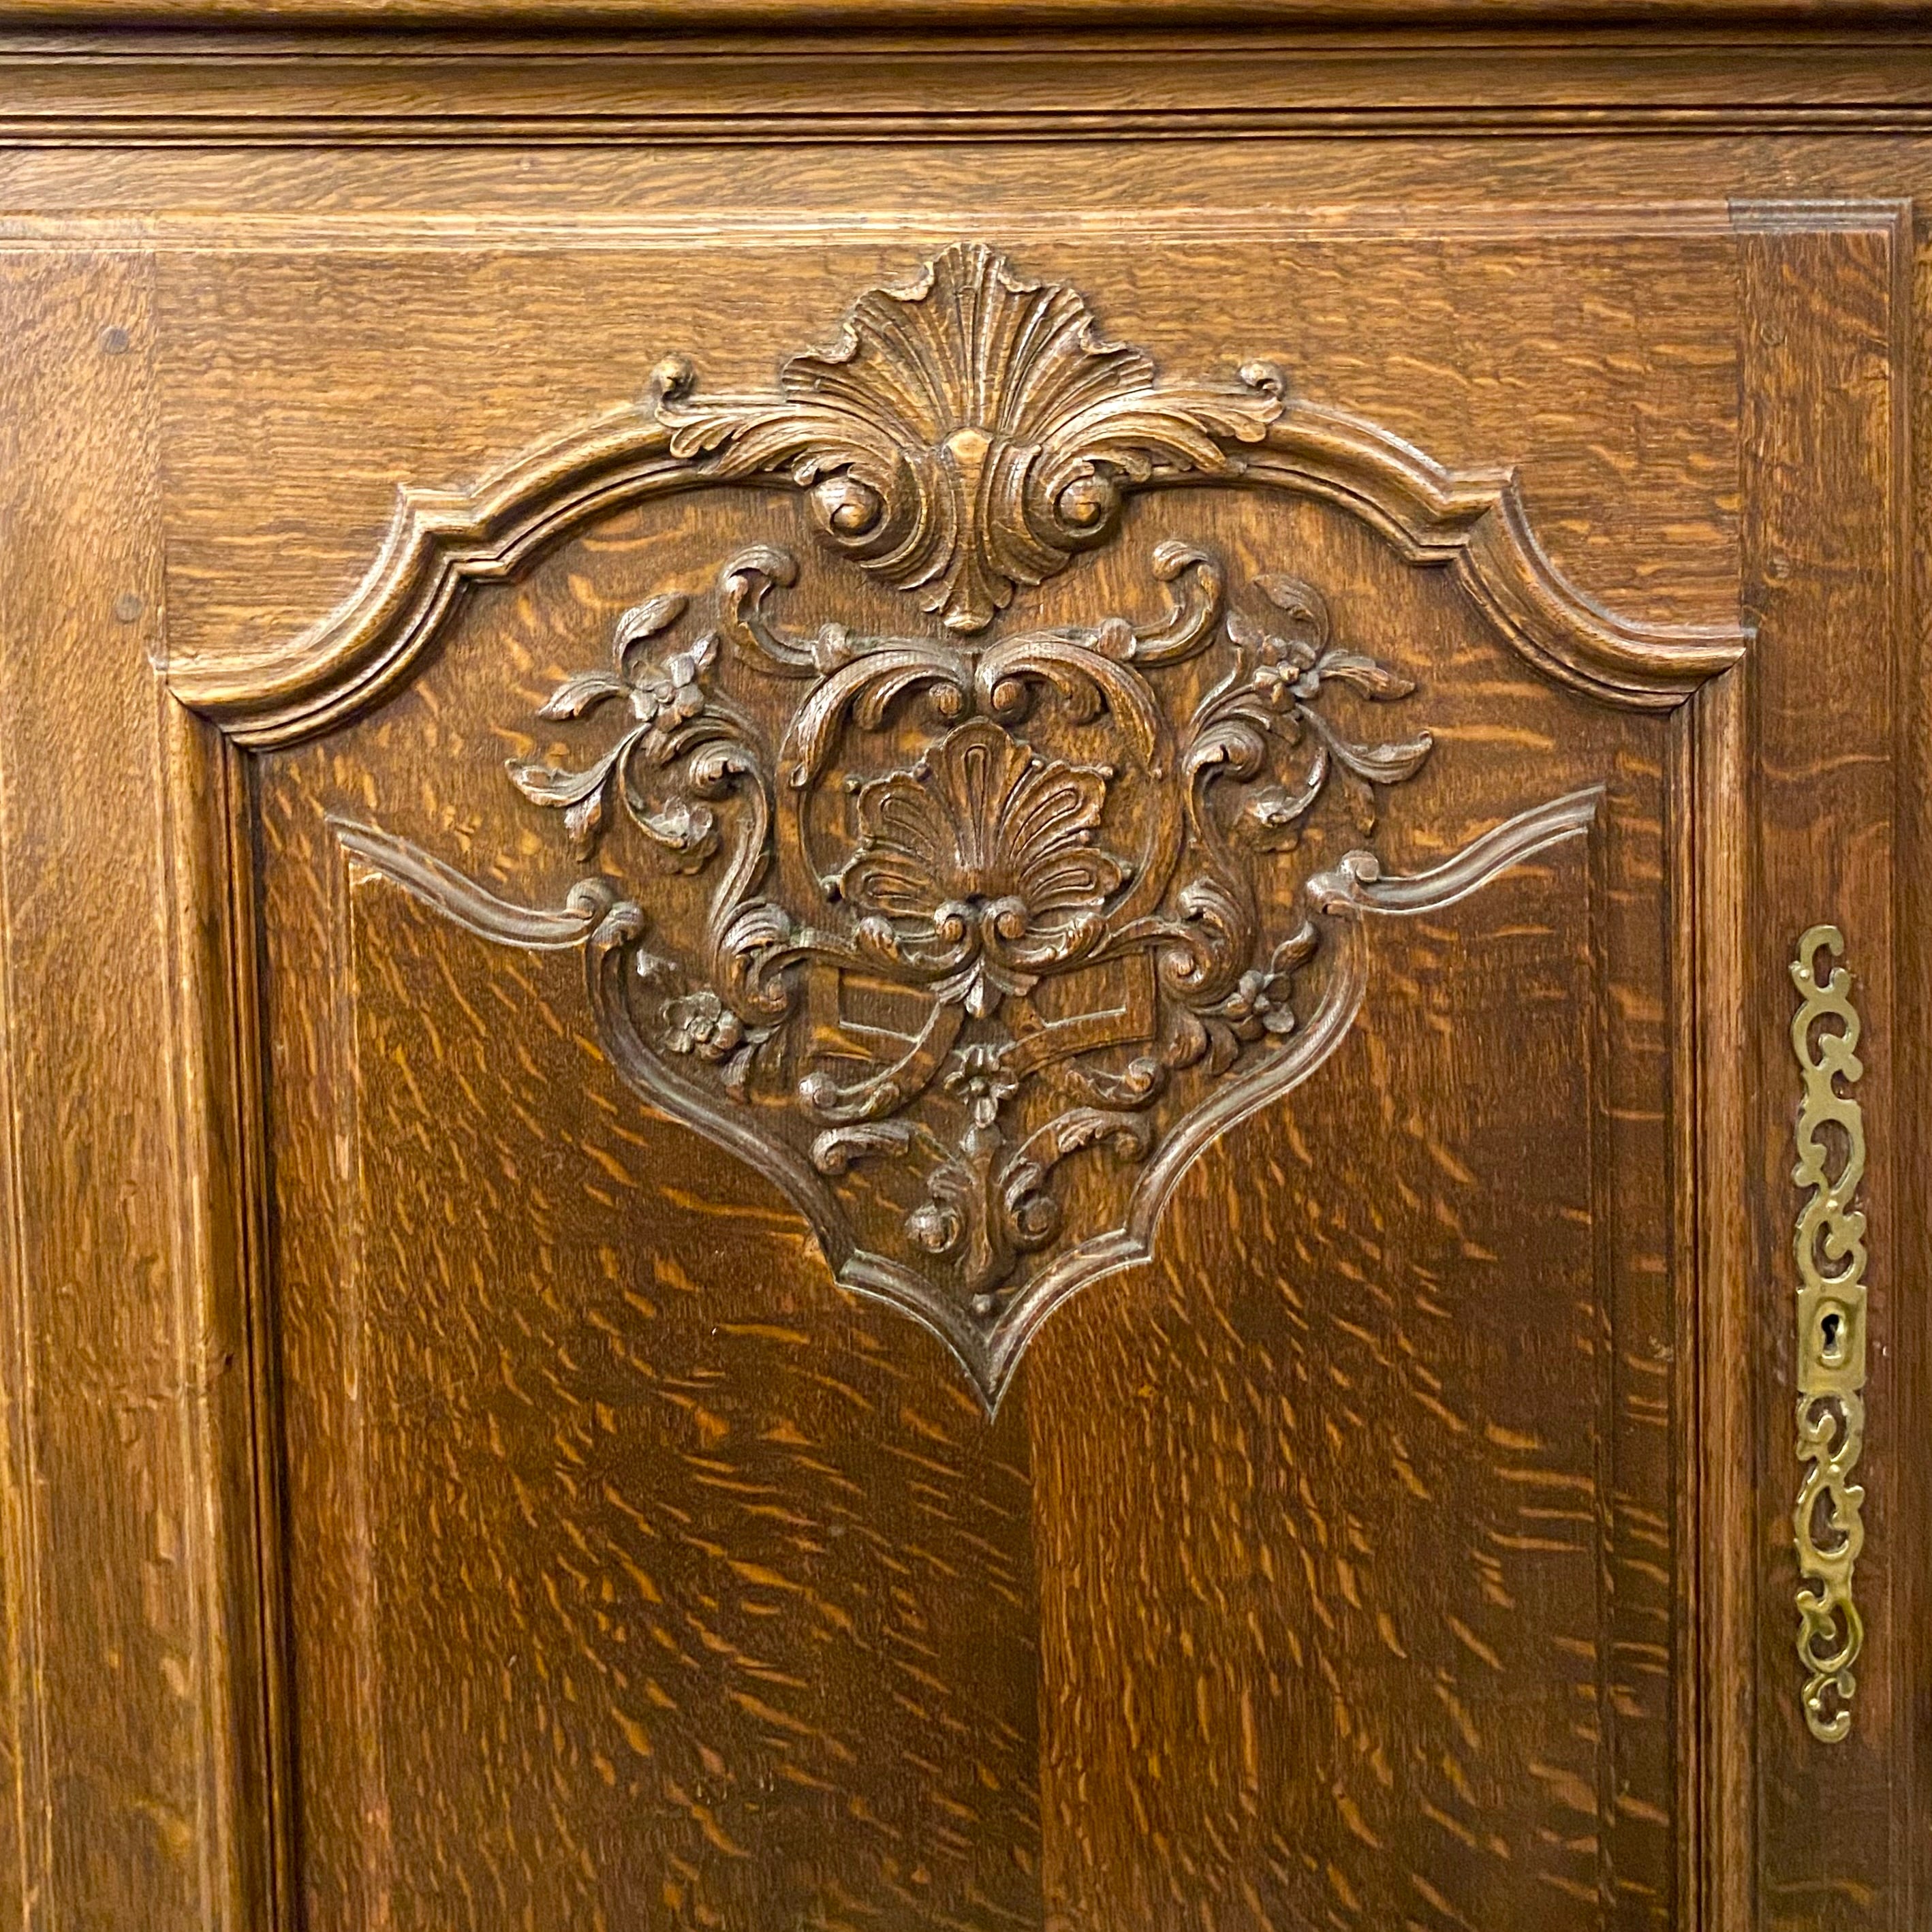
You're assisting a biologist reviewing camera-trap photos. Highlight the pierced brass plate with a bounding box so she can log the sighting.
[1790,924,1868,1745]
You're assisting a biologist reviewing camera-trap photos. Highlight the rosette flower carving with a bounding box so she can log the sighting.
[328,247,1647,1401]
[651,243,1283,632]
[484,540,1446,1379]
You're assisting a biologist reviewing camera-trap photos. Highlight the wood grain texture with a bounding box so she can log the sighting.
[261,761,1045,1930]
[223,221,1743,1930]
[1,136,1931,232]
[0,252,258,1932]
[0,29,1927,1932]
[168,345,1747,745]
[152,228,1749,688]
[1739,211,1904,1932]
[4,35,1932,149]
[1673,658,1751,1932]
[1027,860,1630,1927]
[1899,210,1932,1932]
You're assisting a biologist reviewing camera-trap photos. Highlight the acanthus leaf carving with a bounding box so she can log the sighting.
[174,245,1751,748]
[339,517,1599,1404]
[647,243,1283,634]
[258,244,1677,1402]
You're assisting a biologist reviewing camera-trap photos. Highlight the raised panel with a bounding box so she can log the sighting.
[0,20,1926,1927]
[157,212,1899,1929]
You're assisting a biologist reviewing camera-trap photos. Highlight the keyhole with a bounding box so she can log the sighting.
[1821,1310,1844,1362]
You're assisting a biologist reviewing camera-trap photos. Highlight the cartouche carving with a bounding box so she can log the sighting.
[341,520,1600,1402]
[1790,924,1869,1744]
[502,542,1431,1321]
[234,243,1649,1400]
[648,243,1282,633]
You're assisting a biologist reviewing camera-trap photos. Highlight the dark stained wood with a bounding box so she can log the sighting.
[0,22,1926,1932]
[259,759,1044,1926]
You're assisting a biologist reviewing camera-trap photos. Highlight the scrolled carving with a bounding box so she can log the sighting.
[232,244,1683,1400]
[649,243,1283,633]
[341,519,1598,1403]
[171,243,1750,747]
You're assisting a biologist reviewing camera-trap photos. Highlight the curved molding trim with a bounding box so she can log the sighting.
[337,819,612,949]
[170,407,685,748]
[167,247,1749,747]
[1246,402,1750,708]
[334,785,1601,1409]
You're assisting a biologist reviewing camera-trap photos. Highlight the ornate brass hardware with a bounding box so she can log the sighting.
[1790,924,1868,1744]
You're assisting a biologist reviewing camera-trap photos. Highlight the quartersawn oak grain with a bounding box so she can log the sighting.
[0,24,1925,1932]
[0,252,266,1932]
[238,224,1723,1931]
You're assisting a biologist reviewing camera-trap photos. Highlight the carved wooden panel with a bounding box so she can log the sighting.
[208,244,1736,1407]
[141,211,1907,1931]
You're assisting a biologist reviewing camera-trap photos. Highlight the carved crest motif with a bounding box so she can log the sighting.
[649,242,1283,632]
[313,245,1644,1404]
[495,539,1439,1335]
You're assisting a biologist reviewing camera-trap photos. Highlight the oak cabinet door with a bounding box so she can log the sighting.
[138,205,1904,1929]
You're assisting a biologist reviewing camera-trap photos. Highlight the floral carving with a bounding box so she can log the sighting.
[505,591,732,862]
[325,250,1612,1403]
[649,243,1283,632]
[495,533,1435,1368]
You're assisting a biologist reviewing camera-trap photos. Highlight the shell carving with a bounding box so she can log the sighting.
[651,243,1286,632]
[835,720,1132,1018]
[317,245,1661,1402]
[480,535,1444,1398]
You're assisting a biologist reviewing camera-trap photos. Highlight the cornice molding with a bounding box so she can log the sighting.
[0,33,1927,138]
[0,0,1925,28]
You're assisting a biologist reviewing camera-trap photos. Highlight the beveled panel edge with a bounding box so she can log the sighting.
[1245,405,1749,708]
[170,404,685,749]
[1670,663,1753,1932]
